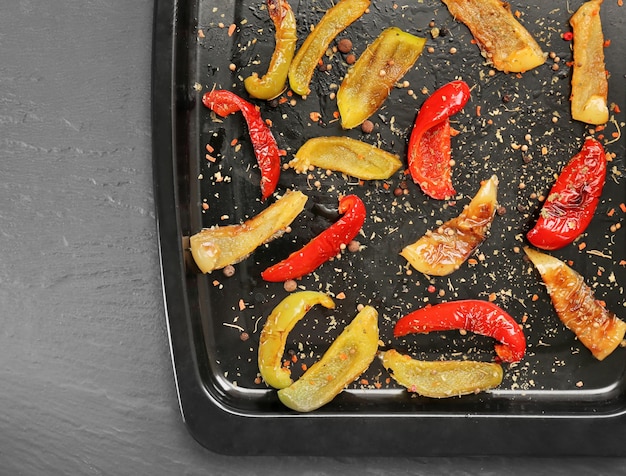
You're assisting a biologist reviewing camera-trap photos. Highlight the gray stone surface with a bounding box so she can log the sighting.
[1,0,626,474]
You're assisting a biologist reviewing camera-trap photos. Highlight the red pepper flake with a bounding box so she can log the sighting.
[531,294,539,302]
[604,39,611,47]
[360,378,369,385]
[427,285,436,293]
[619,0,623,6]
[309,111,321,122]
[230,138,238,147]
[336,292,346,300]
[619,260,626,267]
[467,258,478,265]
[562,31,573,41]
[291,354,298,363]
[488,293,497,302]
[301,363,307,371]
[613,104,622,113]
[578,242,587,251]
[620,203,626,213]
[227,23,236,37]
[206,144,214,153]
[476,106,482,117]
[607,208,615,217]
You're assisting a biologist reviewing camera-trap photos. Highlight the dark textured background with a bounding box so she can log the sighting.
[1,0,626,474]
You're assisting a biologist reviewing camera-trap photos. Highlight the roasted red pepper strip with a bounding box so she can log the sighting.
[261,195,366,281]
[202,89,281,200]
[526,139,606,250]
[527,138,606,250]
[394,300,526,363]
[407,80,470,199]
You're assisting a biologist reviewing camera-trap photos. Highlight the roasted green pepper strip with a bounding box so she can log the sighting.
[289,136,402,180]
[258,291,335,389]
[190,190,307,273]
[337,27,426,129]
[244,0,297,100]
[381,349,503,398]
[288,0,370,96]
[277,305,379,412]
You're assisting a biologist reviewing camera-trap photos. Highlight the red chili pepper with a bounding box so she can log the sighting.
[202,89,281,200]
[394,300,526,363]
[407,80,470,200]
[261,195,366,282]
[526,138,606,250]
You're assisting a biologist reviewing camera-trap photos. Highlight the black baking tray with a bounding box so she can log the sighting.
[152,0,626,456]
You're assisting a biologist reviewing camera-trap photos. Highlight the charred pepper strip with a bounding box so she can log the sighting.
[394,300,526,363]
[524,247,626,361]
[288,0,370,96]
[244,0,297,100]
[261,195,366,281]
[202,89,281,200]
[407,80,470,199]
[527,138,607,250]
[337,27,426,129]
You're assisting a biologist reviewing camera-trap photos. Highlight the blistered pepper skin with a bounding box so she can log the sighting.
[524,247,626,361]
[527,139,606,250]
[337,27,427,129]
[401,175,498,276]
[244,0,297,100]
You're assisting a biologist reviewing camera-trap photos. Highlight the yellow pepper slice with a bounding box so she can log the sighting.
[289,136,402,180]
[570,0,609,125]
[337,27,426,129]
[277,305,379,412]
[190,190,307,273]
[441,0,546,73]
[244,0,297,100]
[258,291,335,389]
[401,175,498,276]
[288,0,370,96]
[524,247,626,361]
[381,349,503,398]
